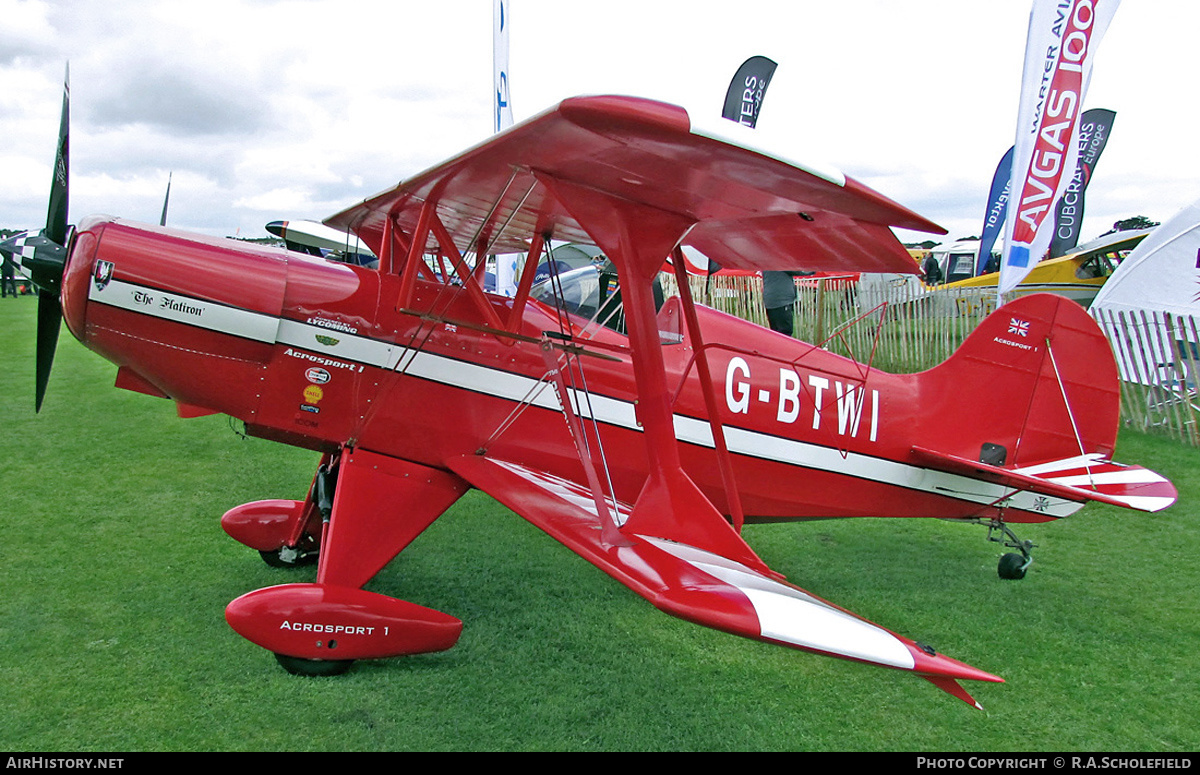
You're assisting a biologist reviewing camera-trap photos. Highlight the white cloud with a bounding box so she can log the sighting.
[1,0,1197,245]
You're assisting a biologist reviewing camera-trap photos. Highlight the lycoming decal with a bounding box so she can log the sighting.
[307,316,358,334]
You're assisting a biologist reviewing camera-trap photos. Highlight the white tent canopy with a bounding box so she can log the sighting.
[1090,200,1200,319]
[1091,199,1200,388]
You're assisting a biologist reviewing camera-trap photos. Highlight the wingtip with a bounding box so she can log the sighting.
[921,675,992,710]
[906,642,1003,708]
[907,641,1004,683]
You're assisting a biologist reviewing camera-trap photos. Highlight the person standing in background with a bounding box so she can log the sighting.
[1,250,17,298]
[762,270,803,336]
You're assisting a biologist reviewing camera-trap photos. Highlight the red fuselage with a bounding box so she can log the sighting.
[61,216,1096,525]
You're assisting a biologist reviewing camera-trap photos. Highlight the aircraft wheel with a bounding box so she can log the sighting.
[997,552,1028,580]
[274,653,354,677]
[259,546,318,568]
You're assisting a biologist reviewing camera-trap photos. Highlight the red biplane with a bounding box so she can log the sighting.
[11,76,1176,709]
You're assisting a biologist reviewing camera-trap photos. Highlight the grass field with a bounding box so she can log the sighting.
[1,295,1197,752]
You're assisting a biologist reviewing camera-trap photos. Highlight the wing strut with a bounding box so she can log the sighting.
[540,174,773,576]
[539,338,629,547]
[505,230,546,329]
[670,246,746,532]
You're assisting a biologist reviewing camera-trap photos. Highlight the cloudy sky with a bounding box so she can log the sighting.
[1,0,1197,247]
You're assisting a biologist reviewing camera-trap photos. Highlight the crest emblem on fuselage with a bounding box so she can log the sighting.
[92,259,114,291]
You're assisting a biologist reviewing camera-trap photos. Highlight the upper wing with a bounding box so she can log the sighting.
[324,95,943,277]
[447,453,1003,709]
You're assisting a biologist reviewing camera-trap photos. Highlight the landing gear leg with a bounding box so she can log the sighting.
[985,519,1035,580]
[221,452,339,568]
[259,457,337,567]
[225,449,469,676]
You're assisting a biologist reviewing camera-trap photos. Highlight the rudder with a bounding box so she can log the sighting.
[916,293,1121,470]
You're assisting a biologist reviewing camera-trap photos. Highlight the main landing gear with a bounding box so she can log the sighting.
[222,457,335,569]
[259,542,318,568]
[274,652,353,677]
[221,448,470,677]
[982,519,1036,580]
[257,458,337,568]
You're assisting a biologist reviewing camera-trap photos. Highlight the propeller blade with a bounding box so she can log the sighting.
[46,63,70,245]
[160,171,171,226]
[35,290,63,413]
[32,63,71,411]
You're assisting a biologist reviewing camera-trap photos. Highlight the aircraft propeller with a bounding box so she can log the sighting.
[2,65,73,412]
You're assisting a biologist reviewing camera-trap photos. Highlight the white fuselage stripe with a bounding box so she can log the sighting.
[89,278,1081,517]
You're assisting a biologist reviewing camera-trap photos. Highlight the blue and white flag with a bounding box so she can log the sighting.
[493,0,513,133]
[978,146,1013,276]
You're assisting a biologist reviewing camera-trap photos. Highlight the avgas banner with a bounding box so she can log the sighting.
[999,0,1119,298]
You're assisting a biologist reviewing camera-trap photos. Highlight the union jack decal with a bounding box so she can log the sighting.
[1008,318,1030,337]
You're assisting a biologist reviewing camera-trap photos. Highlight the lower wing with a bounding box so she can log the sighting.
[446,454,1003,709]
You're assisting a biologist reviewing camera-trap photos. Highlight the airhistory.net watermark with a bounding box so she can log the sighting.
[6,758,124,769]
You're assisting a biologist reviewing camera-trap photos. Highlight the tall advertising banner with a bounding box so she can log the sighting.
[493,0,518,296]
[704,56,778,276]
[999,0,1119,300]
[978,146,1014,275]
[493,0,513,134]
[1049,107,1116,257]
[722,56,777,128]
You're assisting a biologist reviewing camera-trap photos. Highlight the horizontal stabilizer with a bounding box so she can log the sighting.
[447,454,1003,707]
[910,447,1177,513]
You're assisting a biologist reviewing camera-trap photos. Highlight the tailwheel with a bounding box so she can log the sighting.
[982,519,1035,580]
[274,653,354,677]
[997,551,1029,580]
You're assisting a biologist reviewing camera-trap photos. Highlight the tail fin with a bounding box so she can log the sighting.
[913,294,1175,514]
[918,293,1119,468]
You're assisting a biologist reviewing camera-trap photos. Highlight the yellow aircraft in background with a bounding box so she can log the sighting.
[916,228,1153,312]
